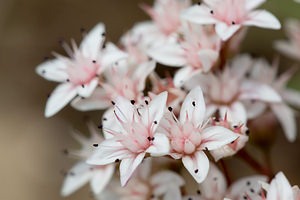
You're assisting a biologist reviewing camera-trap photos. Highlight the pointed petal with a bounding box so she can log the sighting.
[114,95,136,123]
[120,153,145,186]
[174,66,201,87]
[71,87,110,111]
[61,161,93,196]
[148,43,186,67]
[244,10,281,30]
[90,165,115,194]
[45,83,77,117]
[36,58,68,82]
[181,5,218,24]
[180,86,206,127]
[274,41,300,61]
[100,42,128,71]
[267,172,294,200]
[80,23,106,59]
[271,104,297,142]
[133,60,156,92]
[215,23,241,41]
[163,188,182,200]
[282,88,300,108]
[151,171,185,193]
[198,49,219,72]
[245,0,266,11]
[220,102,248,123]
[182,151,209,183]
[200,126,238,150]
[146,133,170,156]
[76,77,99,98]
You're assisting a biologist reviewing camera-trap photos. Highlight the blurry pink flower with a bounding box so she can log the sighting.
[149,24,220,86]
[61,121,114,196]
[160,86,237,183]
[36,23,127,117]
[71,60,156,111]
[274,19,300,61]
[87,92,170,186]
[182,0,281,40]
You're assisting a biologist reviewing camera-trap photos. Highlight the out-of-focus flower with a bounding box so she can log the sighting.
[182,0,281,41]
[36,23,127,117]
[149,24,220,86]
[261,171,300,200]
[98,159,185,200]
[61,121,114,196]
[87,92,170,186]
[159,86,237,183]
[248,58,300,141]
[274,19,300,61]
[192,55,281,123]
[209,114,249,161]
[71,60,155,111]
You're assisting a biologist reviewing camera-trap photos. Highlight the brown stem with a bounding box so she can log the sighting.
[219,40,230,71]
[219,159,232,185]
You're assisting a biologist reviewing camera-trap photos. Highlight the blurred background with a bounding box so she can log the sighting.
[0,0,299,199]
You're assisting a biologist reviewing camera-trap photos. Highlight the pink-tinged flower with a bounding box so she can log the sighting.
[71,60,156,111]
[182,0,281,41]
[159,86,237,183]
[195,55,281,123]
[141,0,191,36]
[61,121,114,196]
[183,162,267,200]
[36,23,127,117]
[149,24,220,86]
[274,19,300,61]
[87,92,170,186]
[99,159,185,200]
[261,172,300,200]
[248,58,300,141]
[209,114,249,161]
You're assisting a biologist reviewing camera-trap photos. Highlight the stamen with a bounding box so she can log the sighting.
[145,100,149,105]
[115,159,120,162]
[98,125,103,129]
[168,106,173,112]
[192,101,196,106]
[194,169,199,173]
[93,144,99,147]
[130,100,135,105]
[111,101,115,105]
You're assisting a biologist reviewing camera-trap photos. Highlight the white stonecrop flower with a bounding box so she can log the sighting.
[87,92,170,186]
[61,121,114,196]
[99,159,185,200]
[274,19,300,61]
[149,24,220,86]
[36,22,127,117]
[71,60,156,111]
[248,58,300,142]
[261,172,300,200]
[194,55,282,123]
[182,0,281,40]
[159,86,238,183]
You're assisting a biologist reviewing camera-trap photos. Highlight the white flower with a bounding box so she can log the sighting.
[159,86,237,183]
[87,92,170,186]
[182,0,281,40]
[61,121,114,196]
[36,23,127,117]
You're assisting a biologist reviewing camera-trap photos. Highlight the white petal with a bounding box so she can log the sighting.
[215,23,241,41]
[271,103,296,142]
[244,100,267,119]
[151,171,185,192]
[87,139,132,165]
[230,54,253,78]
[100,42,128,71]
[163,188,182,200]
[45,83,77,117]
[239,81,282,103]
[274,41,300,61]
[133,60,156,92]
[200,126,238,150]
[282,88,300,108]
[146,133,170,156]
[80,23,106,59]
[180,86,206,127]
[245,0,266,11]
[267,172,294,200]
[198,49,219,72]
[148,43,186,67]
[244,10,281,30]
[90,165,115,194]
[181,5,218,25]
[119,153,145,186]
[61,161,93,196]
[182,151,209,183]
[174,66,202,87]
[71,87,110,111]
[220,102,248,123]
[36,58,68,82]
[76,77,98,98]
[114,95,136,123]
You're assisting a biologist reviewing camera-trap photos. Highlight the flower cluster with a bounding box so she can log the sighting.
[36,0,300,199]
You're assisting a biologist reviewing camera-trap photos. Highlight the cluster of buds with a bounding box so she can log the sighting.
[36,0,300,199]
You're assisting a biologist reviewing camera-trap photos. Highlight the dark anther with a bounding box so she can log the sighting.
[243,196,248,200]
[197,190,201,195]
[70,172,75,176]
[81,84,85,88]
[215,118,220,122]
[93,144,99,147]
[213,177,218,181]
[247,181,251,185]
[197,2,201,5]
[103,117,107,121]
[98,125,103,129]
[92,60,96,63]
[80,27,85,32]
[102,44,106,49]
[115,159,120,163]
[205,147,208,151]
[111,101,115,105]
[154,121,157,124]
[147,136,151,141]
[43,56,49,60]
[145,100,149,105]
[232,21,236,25]
[90,167,94,171]
[168,107,173,112]
[192,101,196,106]
[245,129,250,135]
[194,169,199,173]
[188,198,192,200]
[231,141,235,144]
[47,93,51,98]
[180,86,185,91]
[66,79,70,82]
[151,137,155,141]
[81,96,85,99]
[250,188,255,193]
[233,125,238,128]
[102,32,106,37]
[151,194,155,198]
[210,10,214,14]
[130,100,135,105]
[62,149,69,155]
